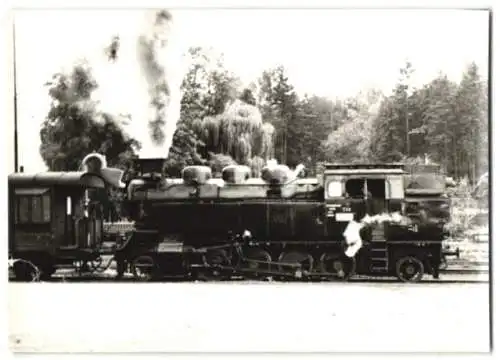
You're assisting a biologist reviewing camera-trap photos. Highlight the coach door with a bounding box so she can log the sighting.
[86,198,104,249]
[60,193,80,249]
[61,191,96,250]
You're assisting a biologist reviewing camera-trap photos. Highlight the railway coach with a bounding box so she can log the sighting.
[8,154,125,280]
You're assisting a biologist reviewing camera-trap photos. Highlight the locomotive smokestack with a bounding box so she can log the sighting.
[135,157,165,179]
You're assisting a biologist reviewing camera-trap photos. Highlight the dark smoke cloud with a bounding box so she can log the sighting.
[136,10,176,148]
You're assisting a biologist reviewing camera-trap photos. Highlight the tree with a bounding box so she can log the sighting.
[207,153,237,176]
[454,63,488,182]
[163,121,205,177]
[239,87,257,105]
[181,46,241,122]
[414,74,458,174]
[163,46,245,176]
[370,61,416,162]
[322,89,383,164]
[198,99,275,166]
[40,60,139,171]
[257,65,299,165]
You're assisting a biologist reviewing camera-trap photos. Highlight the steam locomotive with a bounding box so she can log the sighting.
[8,153,460,283]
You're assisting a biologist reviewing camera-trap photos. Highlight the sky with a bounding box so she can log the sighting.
[8,8,490,173]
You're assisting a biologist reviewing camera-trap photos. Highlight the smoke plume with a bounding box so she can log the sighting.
[135,10,185,159]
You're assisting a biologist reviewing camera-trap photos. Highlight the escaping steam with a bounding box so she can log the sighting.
[343,212,412,258]
[262,159,305,184]
[98,10,186,160]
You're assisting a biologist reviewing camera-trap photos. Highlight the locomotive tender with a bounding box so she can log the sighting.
[8,153,459,282]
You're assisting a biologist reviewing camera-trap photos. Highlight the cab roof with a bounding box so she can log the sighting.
[322,163,406,175]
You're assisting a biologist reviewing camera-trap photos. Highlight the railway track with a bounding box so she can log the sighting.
[9,248,489,283]
[9,266,489,283]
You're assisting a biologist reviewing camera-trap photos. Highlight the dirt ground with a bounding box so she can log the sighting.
[8,282,490,353]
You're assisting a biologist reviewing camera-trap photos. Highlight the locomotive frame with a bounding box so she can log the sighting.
[113,159,460,282]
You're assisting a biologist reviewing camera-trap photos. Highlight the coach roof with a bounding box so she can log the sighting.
[8,172,106,188]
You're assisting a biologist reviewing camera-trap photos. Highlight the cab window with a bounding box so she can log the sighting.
[326,180,343,198]
[14,188,51,224]
[345,179,365,198]
[387,176,404,199]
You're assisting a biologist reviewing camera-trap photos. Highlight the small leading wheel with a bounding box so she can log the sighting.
[395,256,424,283]
[131,255,159,281]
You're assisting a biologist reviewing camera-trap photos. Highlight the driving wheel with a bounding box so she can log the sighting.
[201,249,231,280]
[320,252,355,280]
[278,251,314,278]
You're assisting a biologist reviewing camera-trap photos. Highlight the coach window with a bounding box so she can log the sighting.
[18,196,30,223]
[14,188,51,224]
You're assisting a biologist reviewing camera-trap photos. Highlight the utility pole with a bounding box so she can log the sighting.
[13,19,19,172]
[330,99,335,131]
[405,94,410,157]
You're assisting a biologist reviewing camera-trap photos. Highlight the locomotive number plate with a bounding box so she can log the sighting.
[335,213,354,222]
[158,242,184,253]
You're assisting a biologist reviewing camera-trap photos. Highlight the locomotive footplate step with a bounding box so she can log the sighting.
[369,244,389,272]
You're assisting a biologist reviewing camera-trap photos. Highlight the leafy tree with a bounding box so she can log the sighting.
[163,122,205,177]
[164,46,243,176]
[371,61,416,162]
[207,153,237,176]
[454,63,488,182]
[198,99,275,166]
[414,74,458,173]
[239,87,257,105]
[40,60,139,171]
[322,89,383,164]
[257,65,299,165]
[181,46,241,121]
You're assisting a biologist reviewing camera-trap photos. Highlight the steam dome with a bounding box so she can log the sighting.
[222,165,251,184]
[182,166,212,186]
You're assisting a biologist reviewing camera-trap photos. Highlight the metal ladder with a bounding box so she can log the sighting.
[370,223,388,272]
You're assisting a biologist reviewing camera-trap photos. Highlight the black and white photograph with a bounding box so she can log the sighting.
[3,2,492,354]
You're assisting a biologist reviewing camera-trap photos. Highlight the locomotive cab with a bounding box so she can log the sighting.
[322,163,406,241]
